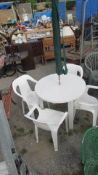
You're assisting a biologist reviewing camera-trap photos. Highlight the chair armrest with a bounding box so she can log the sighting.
[29,77,38,84]
[86,85,98,91]
[24,104,38,118]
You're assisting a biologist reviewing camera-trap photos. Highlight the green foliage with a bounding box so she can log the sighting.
[20,148,27,155]
[13,0,37,5]
[26,0,37,6]
[13,126,33,139]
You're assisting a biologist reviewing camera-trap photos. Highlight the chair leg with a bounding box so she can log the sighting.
[37,97,44,108]
[73,106,76,119]
[22,100,25,114]
[47,102,50,108]
[51,130,58,151]
[92,110,97,126]
[35,125,39,143]
[65,116,69,133]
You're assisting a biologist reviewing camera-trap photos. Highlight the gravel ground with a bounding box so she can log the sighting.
[0,60,98,175]
[9,95,94,175]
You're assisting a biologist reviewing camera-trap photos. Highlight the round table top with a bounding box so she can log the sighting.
[35,74,86,104]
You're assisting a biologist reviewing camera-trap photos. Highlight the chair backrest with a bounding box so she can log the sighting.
[12,74,37,102]
[85,52,98,72]
[80,127,98,164]
[67,63,83,77]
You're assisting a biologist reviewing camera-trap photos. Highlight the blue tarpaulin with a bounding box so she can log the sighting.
[58,1,66,21]
[0,2,13,10]
[32,1,66,24]
[76,0,98,23]
[32,9,52,25]
[33,9,52,20]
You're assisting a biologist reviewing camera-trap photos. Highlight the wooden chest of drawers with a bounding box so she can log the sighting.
[42,35,75,61]
[61,35,75,47]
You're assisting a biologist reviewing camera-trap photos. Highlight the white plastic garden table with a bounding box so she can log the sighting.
[35,74,86,129]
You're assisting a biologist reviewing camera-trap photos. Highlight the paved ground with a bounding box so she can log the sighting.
[0,60,97,175]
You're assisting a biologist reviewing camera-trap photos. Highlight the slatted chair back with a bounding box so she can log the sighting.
[81,127,98,165]
[85,52,98,72]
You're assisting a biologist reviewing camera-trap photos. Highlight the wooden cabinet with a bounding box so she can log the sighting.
[42,37,55,61]
[42,35,75,61]
[61,36,75,47]
[18,43,36,70]
[21,40,43,70]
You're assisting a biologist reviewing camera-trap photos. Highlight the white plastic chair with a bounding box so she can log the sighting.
[67,63,98,126]
[67,63,83,77]
[74,85,98,126]
[24,104,68,151]
[12,74,41,114]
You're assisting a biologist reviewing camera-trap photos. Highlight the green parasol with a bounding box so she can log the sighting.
[51,0,67,84]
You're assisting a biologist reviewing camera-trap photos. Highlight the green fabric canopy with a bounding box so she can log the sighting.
[51,0,67,76]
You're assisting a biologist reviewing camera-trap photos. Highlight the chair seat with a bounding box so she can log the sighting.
[33,109,65,132]
[38,109,64,126]
[77,93,98,107]
[37,109,65,132]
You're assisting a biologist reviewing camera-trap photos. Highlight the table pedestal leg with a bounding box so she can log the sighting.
[68,101,74,130]
[38,97,44,108]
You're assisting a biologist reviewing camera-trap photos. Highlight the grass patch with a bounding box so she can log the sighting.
[13,132,21,139]
[68,130,73,136]
[28,129,33,134]
[13,127,33,139]
[61,169,83,175]
[16,127,25,133]
[14,125,17,129]
[79,123,91,133]
[20,148,27,155]
[49,138,53,143]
